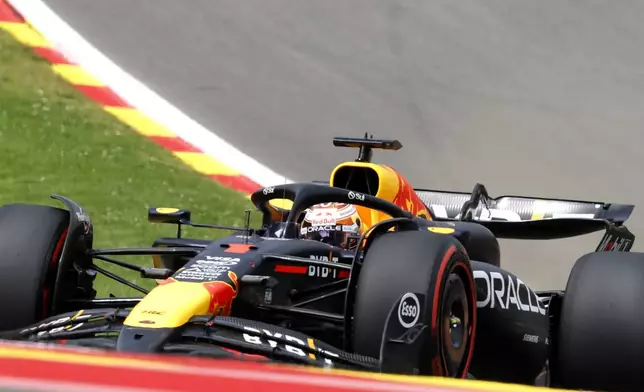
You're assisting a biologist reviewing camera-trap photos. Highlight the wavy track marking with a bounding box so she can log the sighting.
[0,0,290,195]
[0,339,570,392]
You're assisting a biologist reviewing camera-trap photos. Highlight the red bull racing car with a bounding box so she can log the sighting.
[0,136,640,392]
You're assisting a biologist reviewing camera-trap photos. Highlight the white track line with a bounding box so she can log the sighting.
[7,0,292,188]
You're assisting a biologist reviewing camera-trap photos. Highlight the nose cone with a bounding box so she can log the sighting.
[123,270,240,329]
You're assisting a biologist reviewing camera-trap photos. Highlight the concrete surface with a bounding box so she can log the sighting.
[44,0,644,289]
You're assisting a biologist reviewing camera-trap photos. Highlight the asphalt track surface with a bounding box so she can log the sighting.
[45,0,644,289]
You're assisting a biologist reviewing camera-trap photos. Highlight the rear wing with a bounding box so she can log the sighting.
[414,189,634,224]
[309,180,635,245]
[415,188,635,247]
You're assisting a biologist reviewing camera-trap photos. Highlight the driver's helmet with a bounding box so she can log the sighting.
[300,202,362,249]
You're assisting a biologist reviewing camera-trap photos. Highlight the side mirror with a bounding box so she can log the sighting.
[148,207,191,224]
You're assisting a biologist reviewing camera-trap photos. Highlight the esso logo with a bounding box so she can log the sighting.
[401,301,417,317]
[398,292,420,328]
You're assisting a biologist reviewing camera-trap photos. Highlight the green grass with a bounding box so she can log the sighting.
[0,28,260,297]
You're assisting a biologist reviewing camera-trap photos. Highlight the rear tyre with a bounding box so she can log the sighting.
[552,251,644,392]
[351,230,477,377]
[0,204,69,330]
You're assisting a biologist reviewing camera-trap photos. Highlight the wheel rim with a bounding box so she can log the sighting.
[449,304,465,350]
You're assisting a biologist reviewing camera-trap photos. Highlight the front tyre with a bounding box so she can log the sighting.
[351,230,477,377]
[0,204,69,330]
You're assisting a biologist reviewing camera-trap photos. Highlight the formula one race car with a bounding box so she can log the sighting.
[0,136,639,391]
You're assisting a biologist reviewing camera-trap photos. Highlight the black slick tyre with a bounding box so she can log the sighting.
[0,204,69,330]
[552,251,644,392]
[351,230,477,377]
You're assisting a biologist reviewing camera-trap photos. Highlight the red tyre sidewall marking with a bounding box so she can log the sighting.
[431,245,456,332]
[42,227,68,319]
[430,246,477,378]
[429,245,455,377]
[451,261,477,379]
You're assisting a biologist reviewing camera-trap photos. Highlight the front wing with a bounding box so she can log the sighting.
[0,309,379,371]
